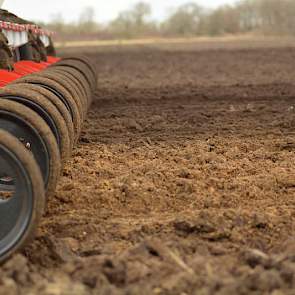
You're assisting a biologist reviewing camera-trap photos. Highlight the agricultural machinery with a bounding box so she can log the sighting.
[0,1,97,262]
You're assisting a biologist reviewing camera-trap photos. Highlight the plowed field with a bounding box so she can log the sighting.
[2,41,295,295]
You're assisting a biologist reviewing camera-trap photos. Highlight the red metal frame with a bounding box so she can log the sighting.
[0,56,60,87]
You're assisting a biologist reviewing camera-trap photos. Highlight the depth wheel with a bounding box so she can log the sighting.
[0,84,72,162]
[8,83,75,150]
[53,60,96,93]
[0,130,45,263]
[12,76,82,142]
[37,71,87,119]
[0,99,61,198]
[59,56,97,84]
[47,66,92,109]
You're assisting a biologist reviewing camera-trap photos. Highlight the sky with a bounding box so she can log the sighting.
[2,0,238,23]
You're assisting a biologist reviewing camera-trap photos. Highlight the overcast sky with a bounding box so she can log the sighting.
[3,0,238,23]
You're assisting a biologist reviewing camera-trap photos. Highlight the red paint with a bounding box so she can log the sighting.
[14,61,47,75]
[47,56,61,64]
[0,70,21,87]
[0,56,59,86]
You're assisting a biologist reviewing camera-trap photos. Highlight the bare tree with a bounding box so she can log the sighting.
[45,0,295,41]
[49,13,65,33]
[109,11,134,38]
[109,2,155,38]
[204,5,240,35]
[162,3,204,36]
[256,0,295,34]
[79,6,97,33]
[237,0,260,32]
[132,2,151,27]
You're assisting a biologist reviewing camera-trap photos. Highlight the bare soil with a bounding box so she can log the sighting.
[1,42,295,295]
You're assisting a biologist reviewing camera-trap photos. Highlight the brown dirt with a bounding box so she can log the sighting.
[2,42,295,294]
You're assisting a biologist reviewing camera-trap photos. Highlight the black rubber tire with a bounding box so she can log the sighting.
[8,83,75,150]
[16,73,84,124]
[0,85,71,162]
[0,99,61,198]
[38,71,87,119]
[12,76,82,142]
[0,130,45,264]
[45,67,90,111]
[60,56,97,84]
[46,66,92,109]
[52,60,96,93]
[43,69,88,114]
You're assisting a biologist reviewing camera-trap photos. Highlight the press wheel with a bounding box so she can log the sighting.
[0,130,45,263]
[0,99,61,197]
[0,84,72,162]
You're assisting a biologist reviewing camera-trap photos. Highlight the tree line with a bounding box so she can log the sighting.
[43,0,295,41]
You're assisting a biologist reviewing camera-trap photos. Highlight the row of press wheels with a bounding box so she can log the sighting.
[0,56,97,263]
